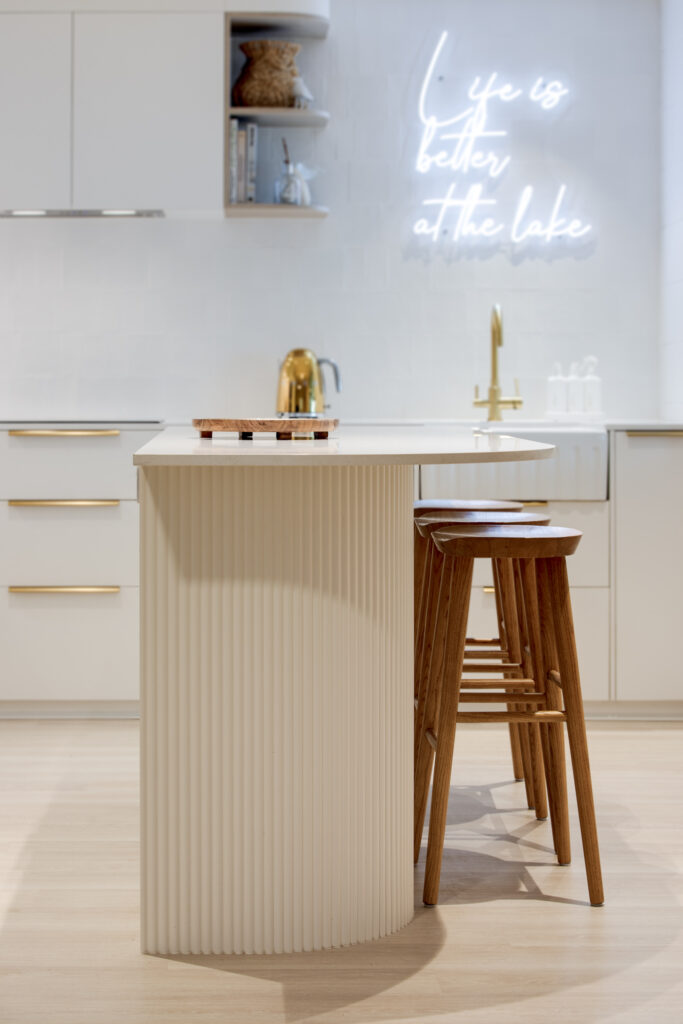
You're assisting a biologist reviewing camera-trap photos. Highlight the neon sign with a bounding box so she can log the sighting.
[413,31,591,249]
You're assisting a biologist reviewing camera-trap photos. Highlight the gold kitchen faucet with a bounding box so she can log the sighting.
[473,304,523,422]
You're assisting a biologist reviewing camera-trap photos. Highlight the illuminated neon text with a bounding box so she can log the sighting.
[414,31,591,249]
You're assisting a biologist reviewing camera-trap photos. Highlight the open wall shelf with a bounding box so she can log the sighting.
[224,203,327,218]
[224,11,329,217]
[230,13,329,39]
[228,106,329,128]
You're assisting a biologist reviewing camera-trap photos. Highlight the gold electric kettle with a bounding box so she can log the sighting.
[276,348,342,417]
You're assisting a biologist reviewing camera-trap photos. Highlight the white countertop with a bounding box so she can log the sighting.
[604,420,683,431]
[0,419,163,430]
[133,425,554,468]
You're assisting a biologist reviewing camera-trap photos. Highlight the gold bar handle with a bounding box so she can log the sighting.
[8,499,120,508]
[626,431,683,438]
[9,586,120,595]
[483,586,496,594]
[8,429,120,437]
[523,500,549,506]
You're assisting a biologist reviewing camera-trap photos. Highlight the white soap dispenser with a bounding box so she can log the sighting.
[546,362,568,417]
[581,355,604,419]
[567,361,583,415]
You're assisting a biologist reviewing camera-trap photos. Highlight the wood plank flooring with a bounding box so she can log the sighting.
[0,720,681,1023]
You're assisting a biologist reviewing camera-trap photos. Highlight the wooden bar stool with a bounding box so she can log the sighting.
[414,500,526,752]
[414,508,551,829]
[416,524,604,909]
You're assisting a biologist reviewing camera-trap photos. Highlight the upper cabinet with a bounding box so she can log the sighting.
[73,14,224,211]
[0,14,71,210]
[0,3,329,213]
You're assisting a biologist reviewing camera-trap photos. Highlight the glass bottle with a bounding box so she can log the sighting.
[275,161,302,206]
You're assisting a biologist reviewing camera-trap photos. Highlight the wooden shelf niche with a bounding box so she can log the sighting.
[224,11,329,217]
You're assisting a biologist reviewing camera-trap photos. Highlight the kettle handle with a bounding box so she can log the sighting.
[318,358,342,394]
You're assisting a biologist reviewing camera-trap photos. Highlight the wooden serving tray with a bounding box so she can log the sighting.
[193,417,339,440]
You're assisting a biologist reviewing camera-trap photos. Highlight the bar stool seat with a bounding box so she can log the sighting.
[433,524,581,559]
[414,499,524,513]
[415,524,604,909]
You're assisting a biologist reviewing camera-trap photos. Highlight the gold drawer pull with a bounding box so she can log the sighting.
[523,500,549,506]
[9,586,120,595]
[8,499,120,508]
[483,586,496,594]
[626,430,683,438]
[8,429,120,437]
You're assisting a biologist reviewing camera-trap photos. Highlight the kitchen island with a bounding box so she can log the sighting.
[134,426,553,955]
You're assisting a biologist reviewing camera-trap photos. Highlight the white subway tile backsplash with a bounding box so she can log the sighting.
[0,0,664,423]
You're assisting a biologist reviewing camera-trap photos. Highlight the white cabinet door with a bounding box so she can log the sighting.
[0,586,139,701]
[0,428,157,499]
[0,14,71,210]
[0,499,139,587]
[73,13,223,210]
[614,431,683,700]
[466,585,609,702]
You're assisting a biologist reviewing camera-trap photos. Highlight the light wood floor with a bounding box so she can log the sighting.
[0,721,681,1024]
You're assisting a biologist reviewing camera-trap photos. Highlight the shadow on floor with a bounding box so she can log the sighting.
[2,722,681,1024]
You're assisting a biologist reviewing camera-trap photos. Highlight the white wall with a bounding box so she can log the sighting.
[0,0,660,422]
[661,0,683,420]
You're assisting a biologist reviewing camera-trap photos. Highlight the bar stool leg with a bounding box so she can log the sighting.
[423,556,474,906]
[523,558,570,864]
[512,560,548,821]
[414,544,444,766]
[544,556,604,906]
[414,552,450,861]
[415,535,433,687]
[497,559,538,811]
[414,524,430,650]
[492,558,525,781]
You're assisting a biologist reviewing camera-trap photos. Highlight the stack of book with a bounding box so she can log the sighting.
[228,118,258,204]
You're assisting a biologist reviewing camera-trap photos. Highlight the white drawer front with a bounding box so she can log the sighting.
[466,585,609,701]
[0,428,158,499]
[0,586,138,700]
[0,500,139,586]
[468,501,609,588]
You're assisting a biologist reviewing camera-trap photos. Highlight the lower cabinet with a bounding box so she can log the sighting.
[614,430,683,700]
[0,587,139,701]
[466,585,610,702]
[0,422,159,706]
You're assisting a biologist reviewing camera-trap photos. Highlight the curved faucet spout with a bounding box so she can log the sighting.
[490,303,503,390]
[473,303,523,421]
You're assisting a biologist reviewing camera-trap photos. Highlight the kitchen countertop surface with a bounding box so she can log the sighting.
[603,420,683,430]
[134,425,555,468]
[0,419,163,429]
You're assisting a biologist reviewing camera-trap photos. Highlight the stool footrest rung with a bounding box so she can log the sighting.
[460,678,535,689]
[459,692,545,704]
[465,637,501,646]
[462,649,509,660]
[425,728,438,750]
[548,669,563,688]
[456,710,567,724]
[462,662,522,673]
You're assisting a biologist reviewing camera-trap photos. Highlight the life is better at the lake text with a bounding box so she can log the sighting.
[413,31,592,249]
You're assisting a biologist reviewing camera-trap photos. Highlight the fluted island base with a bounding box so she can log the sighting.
[139,464,414,955]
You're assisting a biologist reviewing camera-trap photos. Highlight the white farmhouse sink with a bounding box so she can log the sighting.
[420,420,608,501]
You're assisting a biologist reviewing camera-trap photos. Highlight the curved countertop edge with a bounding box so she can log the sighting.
[133,428,555,468]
